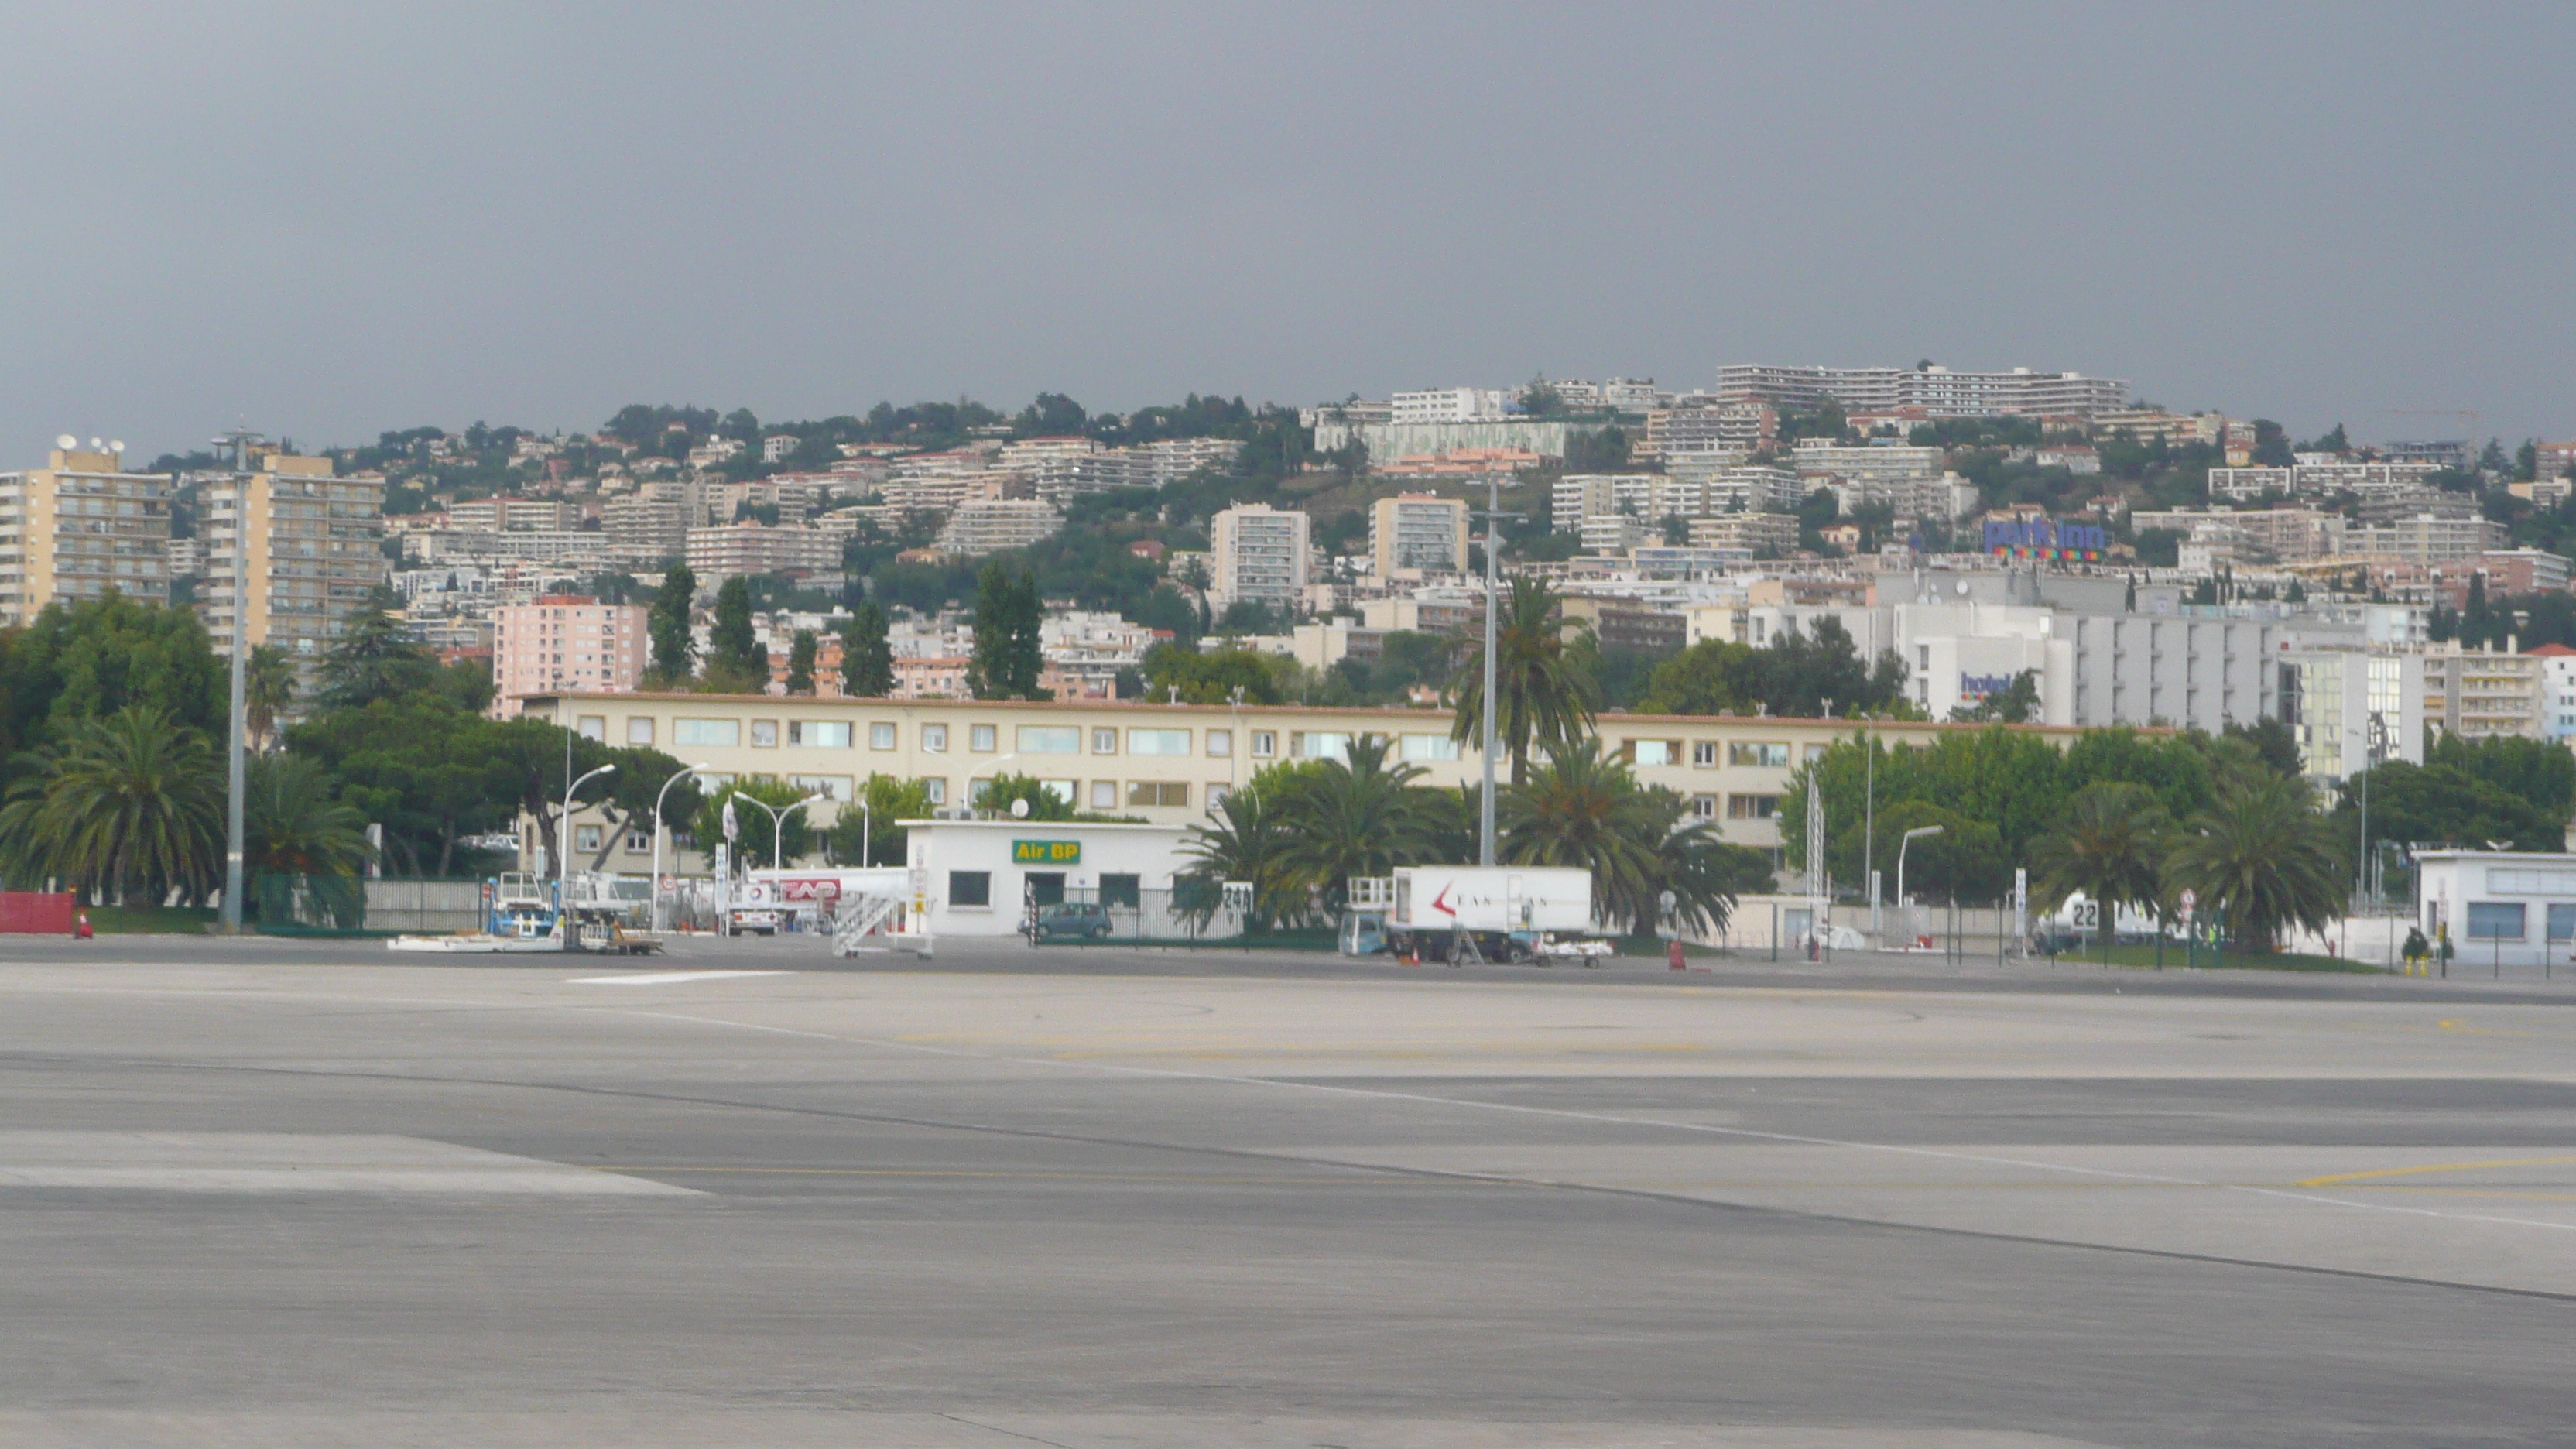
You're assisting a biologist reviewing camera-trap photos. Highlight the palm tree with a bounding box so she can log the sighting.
[245,645,298,751]
[244,753,375,877]
[0,706,221,904]
[1449,577,1598,785]
[1500,738,1664,927]
[2028,782,2170,957]
[1276,735,1438,913]
[1651,807,1758,937]
[2162,771,2348,955]
[1177,783,1306,933]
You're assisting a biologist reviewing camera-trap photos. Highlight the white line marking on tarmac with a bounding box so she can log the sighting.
[567,971,790,986]
[593,1003,2576,1235]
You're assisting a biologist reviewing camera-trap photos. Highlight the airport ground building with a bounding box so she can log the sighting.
[515,691,2085,874]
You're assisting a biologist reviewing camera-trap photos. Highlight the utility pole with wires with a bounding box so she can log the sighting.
[1472,475,1523,868]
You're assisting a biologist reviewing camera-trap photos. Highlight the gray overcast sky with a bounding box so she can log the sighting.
[5,2,2570,460]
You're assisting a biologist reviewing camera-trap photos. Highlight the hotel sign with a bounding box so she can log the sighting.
[1985,517,2104,560]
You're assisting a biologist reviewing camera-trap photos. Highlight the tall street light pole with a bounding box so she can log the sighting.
[1473,474,1521,868]
[1896,824,1944,942]
[214,431,262,935]
[1228,684,1244,800]
[559,762,617,951]
[221,583,246,932]
[738,793,831,873]
[1862,735,1877,941]
[649,763,711,932]
[2355,710,2381,907]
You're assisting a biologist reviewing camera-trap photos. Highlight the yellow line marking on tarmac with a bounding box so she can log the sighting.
[2338,1187,2576,1201]
[2436,1018,2537,1037]
[2296,1155,2576,1187]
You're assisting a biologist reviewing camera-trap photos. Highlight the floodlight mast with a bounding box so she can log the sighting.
[1473,475,1523,868]
[213,426,269,933]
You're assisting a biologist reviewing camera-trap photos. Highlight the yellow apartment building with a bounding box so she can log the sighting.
[0,441,171,625]
[202,454,389,661]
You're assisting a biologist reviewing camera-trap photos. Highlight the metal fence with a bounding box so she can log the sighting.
[1029,885,1245,943]
[251,873,370,934]
[361,879,486,934]
[1688,896,2034,963]
[251,875,495,936]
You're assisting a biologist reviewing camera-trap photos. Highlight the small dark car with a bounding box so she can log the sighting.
[1028,902,1114,943]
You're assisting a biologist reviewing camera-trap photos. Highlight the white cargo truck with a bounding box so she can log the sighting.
[1364,866,1596,964]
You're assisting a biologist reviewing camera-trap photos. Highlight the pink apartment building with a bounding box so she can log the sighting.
[491,594,647,715]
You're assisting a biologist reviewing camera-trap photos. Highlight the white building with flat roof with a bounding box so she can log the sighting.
[1390,388,1514,425]
[1789,440,1944,481]
[935,498,1062,557]
[1718,364,2128,419]
[1211,503,1310,611]
[684,522,841,581]
[2417,851,2576,971]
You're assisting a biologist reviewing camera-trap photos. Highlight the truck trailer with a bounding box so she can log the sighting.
[1353,866,1596,964]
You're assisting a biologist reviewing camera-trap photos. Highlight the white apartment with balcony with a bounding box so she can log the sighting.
[1211,503,1310,612]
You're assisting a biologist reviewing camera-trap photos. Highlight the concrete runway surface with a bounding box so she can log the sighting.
[0,935,2569,1447]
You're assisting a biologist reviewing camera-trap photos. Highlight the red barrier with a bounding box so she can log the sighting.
[0,892,77,935]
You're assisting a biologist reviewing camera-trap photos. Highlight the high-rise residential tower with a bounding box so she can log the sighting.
[203,453,389,662]
[0,440,171,625]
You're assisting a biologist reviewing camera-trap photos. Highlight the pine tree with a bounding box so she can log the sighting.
[1004,569,1046,698]
[704,576,769,693]
[967,564,1047,700]
[647,564,697,686]
[841,601,894,698]
[785,629,817,695]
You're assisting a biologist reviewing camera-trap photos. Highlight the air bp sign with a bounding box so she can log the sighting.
[1012,840,1081,865]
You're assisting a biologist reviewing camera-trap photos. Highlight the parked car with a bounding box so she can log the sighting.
[727,908,781,937]
[1027,901,1114,943]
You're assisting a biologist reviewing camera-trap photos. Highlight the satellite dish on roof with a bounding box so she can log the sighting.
[108,440,123,454]
[55,434,75,450]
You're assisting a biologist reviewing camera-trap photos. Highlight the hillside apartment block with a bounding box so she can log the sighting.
[201,454,388,659]
[1211,503,1310,611]
[516,693,2081,869]
[489,594,647,716]
[1716,365,2129,420]
[1369,493,1469,578]
[0,444,171,625]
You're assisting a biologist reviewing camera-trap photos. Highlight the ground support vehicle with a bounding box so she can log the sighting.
[1343,868,1601,965]
[389,874,579,954]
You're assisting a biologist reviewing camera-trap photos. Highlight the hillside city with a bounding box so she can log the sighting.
[9,358,2576,942]
[13,363,2576,748]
